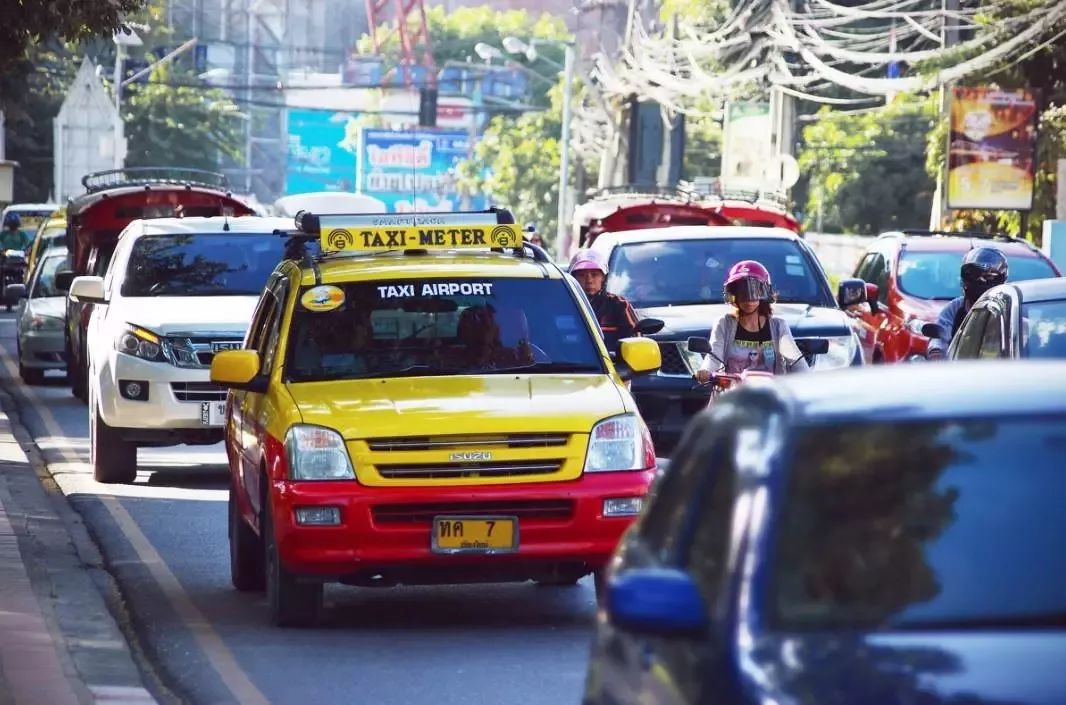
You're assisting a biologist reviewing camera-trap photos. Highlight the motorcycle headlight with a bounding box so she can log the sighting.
[115,325,167,363]
[812,334,859,369]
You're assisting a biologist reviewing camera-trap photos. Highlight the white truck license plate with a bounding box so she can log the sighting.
[200,401,226,426]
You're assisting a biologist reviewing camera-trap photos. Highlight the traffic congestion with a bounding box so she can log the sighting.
[0,161,1064,704]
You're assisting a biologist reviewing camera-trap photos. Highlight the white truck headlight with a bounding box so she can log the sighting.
[284,425,356,481]
[584,413,655,473]
[812,334,859,369]
[115,325,166,362]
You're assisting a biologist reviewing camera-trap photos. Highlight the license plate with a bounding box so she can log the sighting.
[431,516,518,554]
[200,401,226,426]
[211,341,241,352]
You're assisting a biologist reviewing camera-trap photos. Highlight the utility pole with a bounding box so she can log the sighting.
[933,0,960,229]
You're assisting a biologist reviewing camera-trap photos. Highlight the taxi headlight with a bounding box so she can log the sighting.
[284,425,356,481]
[584,413,655,473]
[812,335,858,369]
[115,325,166,362]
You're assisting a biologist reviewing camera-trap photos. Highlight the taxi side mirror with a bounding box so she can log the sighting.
[616,337,661,380]
[211,350,268,392]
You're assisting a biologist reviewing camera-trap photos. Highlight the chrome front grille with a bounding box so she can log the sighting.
[366,433,570,452]
[372,500,574,524]
[166,335,244,369]
[171,382,228,402]
[376,460,564,480]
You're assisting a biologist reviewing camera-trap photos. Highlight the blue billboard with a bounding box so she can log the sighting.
[358,128,487,212]
[285,109,361,194]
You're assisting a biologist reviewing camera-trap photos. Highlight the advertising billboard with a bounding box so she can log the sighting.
[947,87,1039,211]
[285,109,362,195]
[721,102,771,182]
[357,128,487,212]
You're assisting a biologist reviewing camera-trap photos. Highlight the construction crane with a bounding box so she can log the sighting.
[363,0,437,89]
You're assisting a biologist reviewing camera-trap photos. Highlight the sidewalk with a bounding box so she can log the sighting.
[0,388,164,705]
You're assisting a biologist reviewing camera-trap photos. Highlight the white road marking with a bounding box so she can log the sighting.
[0,342,270,705]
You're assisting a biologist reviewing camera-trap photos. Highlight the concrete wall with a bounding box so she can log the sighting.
[804,232,876,279]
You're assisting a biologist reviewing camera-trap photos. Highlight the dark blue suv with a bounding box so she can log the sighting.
[584,360,1066,705]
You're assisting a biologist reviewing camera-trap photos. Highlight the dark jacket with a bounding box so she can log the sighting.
[589,291,639,350]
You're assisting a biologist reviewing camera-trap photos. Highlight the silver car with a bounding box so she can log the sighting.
[10,247,68,384]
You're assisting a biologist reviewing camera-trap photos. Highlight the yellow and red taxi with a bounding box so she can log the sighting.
[211,208,662,627]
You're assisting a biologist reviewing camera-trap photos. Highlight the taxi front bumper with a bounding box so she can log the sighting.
[270,471,656,584]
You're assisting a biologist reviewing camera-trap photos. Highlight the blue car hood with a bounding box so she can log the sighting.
[743,632,1066,705]
[638,302,852,340]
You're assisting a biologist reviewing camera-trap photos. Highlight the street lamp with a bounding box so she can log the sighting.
[474,42,504,63]
[501,36,575,249]
[112,29,143,169]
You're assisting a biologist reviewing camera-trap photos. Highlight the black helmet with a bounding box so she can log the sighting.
[2,212,20,229]
[960,247,1008,301]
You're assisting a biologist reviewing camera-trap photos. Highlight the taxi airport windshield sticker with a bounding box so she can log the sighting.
[321,224,522,252]
[300,284,345,312]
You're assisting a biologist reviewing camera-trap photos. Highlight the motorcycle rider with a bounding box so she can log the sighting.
[1,212,30,251]
[568,249,640,351]
[695,260,808,382]
[926,247,1008,359]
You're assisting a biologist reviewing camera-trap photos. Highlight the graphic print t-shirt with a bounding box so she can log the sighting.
[726,321,774,374]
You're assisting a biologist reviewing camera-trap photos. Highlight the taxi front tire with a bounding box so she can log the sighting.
[265,499,323,627]
[91,406,137,484]
[229,487,264,592]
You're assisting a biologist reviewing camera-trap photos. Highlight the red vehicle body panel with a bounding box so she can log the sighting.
[231,430,655,581]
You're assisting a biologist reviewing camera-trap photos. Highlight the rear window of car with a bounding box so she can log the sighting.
[284,278,603,382]
[1022,299,1066,359]
[898,251,1058,299]
[121,233,285,297]
[771,414,1066,630]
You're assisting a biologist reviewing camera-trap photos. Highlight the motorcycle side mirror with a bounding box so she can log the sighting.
[54,270,74,293]
[636,318,665,335]
[908,319,944,339]
[4,283,26,306]
[687,336,710,354]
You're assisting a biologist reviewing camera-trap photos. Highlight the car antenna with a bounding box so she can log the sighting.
[220,197,230,231]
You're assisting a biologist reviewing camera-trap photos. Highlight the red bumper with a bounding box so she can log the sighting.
[270,471,655,582]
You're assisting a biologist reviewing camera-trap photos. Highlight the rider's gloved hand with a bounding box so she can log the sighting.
[696,369,712,384]
[926,347,945,360]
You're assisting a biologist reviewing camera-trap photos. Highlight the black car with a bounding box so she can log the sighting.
[948,277,1066,360]
[588,225,866,454]
[585,359,1066,705]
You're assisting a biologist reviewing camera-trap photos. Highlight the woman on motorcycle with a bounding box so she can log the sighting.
[695,260,808,383]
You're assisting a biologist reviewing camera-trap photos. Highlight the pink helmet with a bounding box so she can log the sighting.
[569,248,609,275]
[724,260,773,302]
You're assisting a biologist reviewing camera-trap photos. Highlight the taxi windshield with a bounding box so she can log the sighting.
[285,278,604,382]
[121,233,286,297]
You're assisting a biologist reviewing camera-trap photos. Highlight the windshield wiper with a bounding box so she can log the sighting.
[487,362,601,374]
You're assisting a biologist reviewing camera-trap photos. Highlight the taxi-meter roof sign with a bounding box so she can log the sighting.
[321,223,522,252]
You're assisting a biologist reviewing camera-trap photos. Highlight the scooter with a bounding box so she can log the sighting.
[685,335,828,404]
[1,249,27,312]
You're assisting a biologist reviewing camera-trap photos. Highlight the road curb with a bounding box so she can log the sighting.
[0,381,182,705]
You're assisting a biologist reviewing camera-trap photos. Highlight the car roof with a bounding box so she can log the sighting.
[770,360,1066,422]
[1003,277,1066,303]
[3,203,60,213]
[307,250,563,286]
[593,225,800,250]
[882,233,1043,257]
[137,215,294,235]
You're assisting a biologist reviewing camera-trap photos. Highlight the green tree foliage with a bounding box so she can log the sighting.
[0,0,145,74]
[124,64,244,172]
[456,82,592,248]
[355,6,570,107]
[921,0,1066,242]
[798,98,937,234]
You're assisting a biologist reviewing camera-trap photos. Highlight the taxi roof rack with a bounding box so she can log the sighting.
[293,206,516,236]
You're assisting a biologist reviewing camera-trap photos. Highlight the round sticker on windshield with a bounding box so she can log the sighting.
[300,285,345,312]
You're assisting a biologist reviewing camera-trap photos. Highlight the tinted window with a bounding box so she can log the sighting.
[953,308,989,358]
[898,251,1057,299]
[1022,299,1066,359]
[605,238,833,308]
[978,308,1004,358]
[285,278,603,382]
[772,415,1066,629]
[121,233,284,297]
[31,254,68,298]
